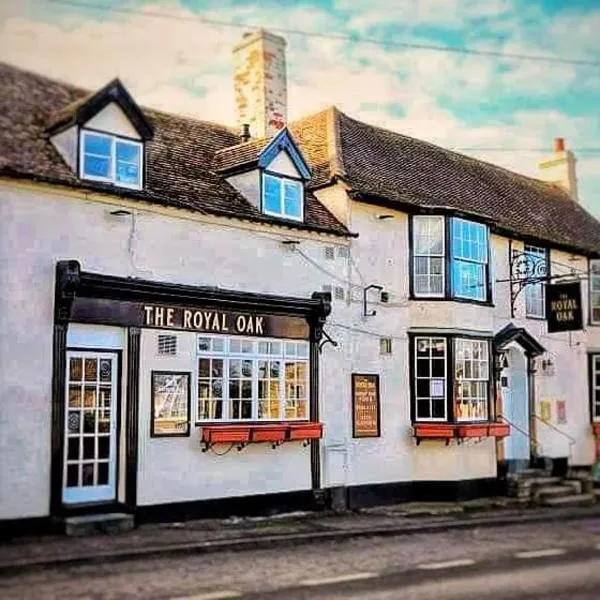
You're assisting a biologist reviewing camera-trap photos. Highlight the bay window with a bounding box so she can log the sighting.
[591,354,600,422]
[590,260,600,324]
[196,335,309,423]
[411,215,490,303]
[412,334,491,423]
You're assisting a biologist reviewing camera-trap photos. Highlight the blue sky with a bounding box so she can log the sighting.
[1,0,599,217]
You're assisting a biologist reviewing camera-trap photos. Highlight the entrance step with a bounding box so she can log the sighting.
[540,493,596,508]
[64,513,134,536]
[534,485,580,502]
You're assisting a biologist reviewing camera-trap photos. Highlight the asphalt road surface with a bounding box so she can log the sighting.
[1,518,600,599]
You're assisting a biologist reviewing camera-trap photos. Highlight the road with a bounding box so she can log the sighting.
[1,518,600,599]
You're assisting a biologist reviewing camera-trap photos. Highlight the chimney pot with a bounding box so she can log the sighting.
[553,137,565,153]
[240,123,251,143]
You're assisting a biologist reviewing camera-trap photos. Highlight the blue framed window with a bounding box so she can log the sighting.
[524,245,547,318]
[80,130,143,189]
[262,173,303,221]
[451,218,489,301]
[412,215,490,303]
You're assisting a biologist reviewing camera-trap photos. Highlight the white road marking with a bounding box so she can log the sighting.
[515,548,566,559]
[300,572,377,586]
[418,559,476,570]
[169,591,242,600]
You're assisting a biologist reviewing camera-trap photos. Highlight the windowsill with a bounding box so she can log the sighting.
[79,176,143,192]
[409,295,494,308]
[413,421,510,444]
[199,422,323,446]
[525,315,546,321]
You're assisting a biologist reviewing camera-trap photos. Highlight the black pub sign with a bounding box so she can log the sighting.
[546,281,583,333]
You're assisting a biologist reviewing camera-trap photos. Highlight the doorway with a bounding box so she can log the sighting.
[62,351,120,505]
[501,346,530,470]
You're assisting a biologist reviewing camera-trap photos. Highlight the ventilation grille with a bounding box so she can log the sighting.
[322,284,333,294]
[334,286,345,300]
[157,334,177,356]
[337,246,349,258]
[379,337,393,355]
[324,246,335,260]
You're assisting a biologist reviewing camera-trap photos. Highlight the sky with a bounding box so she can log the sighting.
[1,0,599,218]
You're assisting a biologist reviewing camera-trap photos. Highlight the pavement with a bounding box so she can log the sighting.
[1,497,600,575]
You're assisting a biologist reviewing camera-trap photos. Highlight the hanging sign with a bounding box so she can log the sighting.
[352,373,381,438]
[546,282,583,333]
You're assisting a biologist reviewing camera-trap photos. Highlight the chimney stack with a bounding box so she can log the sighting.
[538,137,578,201]
[233,29,287,140]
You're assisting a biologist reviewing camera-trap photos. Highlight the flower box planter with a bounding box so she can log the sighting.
[592,422,600,439]
[413,423,455,444]
[201,425,252,444]
[288,422,323,440]
[456,424,489,438]
[251,425,288,443]
[488,423,510,438]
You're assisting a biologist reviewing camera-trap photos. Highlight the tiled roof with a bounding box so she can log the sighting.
[292,107,600,256]
[212,137,268,173]
[0,63,350,237]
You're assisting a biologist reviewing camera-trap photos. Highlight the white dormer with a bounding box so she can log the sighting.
[48,79,153,191]
[216,127,312,223]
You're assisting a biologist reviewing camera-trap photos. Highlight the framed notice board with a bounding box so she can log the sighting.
[352,373,381,438]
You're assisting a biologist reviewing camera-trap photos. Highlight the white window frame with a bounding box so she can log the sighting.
[524,244,547,318]
[262,173,304,222]
[79,129,143,190]
[454,338,489,422]
[451,218,489,302]
[412,215,446,298]
[195,335,310,423]
[592,354,600,422]
[414,336,448,421]
[590,259,600,325]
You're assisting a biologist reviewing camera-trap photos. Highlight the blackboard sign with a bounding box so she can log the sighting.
[546,281,583,333]
[352,373,381,438]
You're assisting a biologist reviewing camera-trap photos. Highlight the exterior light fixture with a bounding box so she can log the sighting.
[363,284,384,317]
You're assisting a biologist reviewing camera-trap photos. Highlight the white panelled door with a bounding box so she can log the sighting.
[62,351,119,504]
[502,348,530,462]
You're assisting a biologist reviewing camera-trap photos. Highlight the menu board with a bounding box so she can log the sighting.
[352,373,381,438]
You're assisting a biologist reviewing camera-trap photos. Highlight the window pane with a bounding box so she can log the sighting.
[453,260,485,300]
[116,142,141,186]
[414,216,444,255]
[83,155,110,178]
[591,261,600,323]
[283,181,302,219]
[264,175,281,214]
[455,338,489,422]
[84,134,111,157]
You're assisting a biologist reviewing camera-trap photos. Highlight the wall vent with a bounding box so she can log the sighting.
[334,286,345,301]
[337,246,348,258]
[322,284,333,294]
[157,334,177,356]
[324,246,335,260]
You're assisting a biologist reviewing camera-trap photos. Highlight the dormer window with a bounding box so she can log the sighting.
[80,130,143,190]
[262,173,303,221]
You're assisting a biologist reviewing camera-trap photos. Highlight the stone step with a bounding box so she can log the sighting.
[534,485,579,501]
[540,493,596,508]
[64,512,134,536]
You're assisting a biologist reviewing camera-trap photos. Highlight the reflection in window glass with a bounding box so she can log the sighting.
[454,339,489,421]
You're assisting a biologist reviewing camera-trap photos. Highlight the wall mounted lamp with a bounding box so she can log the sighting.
[363,284,384,317]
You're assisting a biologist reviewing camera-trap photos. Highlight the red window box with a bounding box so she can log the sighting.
[413,423,455,441]
[288,422,323,440]
[201,425,252,444]
[456,424,488,438]
[251,425,288,443]
[488,423,510,438]
[592,422,600,439]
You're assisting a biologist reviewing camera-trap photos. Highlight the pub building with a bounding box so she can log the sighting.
[2,30,600,533]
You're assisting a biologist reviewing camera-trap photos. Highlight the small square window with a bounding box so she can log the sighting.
[262,173,303,221]
[380,338,392,355]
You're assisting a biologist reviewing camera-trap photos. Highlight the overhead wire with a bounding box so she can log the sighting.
[48,0,600,67]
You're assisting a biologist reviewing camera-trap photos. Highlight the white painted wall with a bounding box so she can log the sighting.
[227,171,260,210]
[84,103,141,139]
[50,125,78,171]
[1,176,598,520]
[267,151,300,178]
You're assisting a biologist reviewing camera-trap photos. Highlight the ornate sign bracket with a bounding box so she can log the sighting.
[509,248,548,318]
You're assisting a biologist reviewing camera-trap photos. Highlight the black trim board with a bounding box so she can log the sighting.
[125,327,140,510]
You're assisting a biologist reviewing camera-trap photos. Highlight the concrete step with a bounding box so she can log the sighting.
[540,493,596,508]
[64,513,134,536]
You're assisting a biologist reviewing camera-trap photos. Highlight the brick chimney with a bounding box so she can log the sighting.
[537,137,578,201]
[233,29,287,140]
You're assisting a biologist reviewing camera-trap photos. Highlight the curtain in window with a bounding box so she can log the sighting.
[591,260,600,324]
[413,216,445,296]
